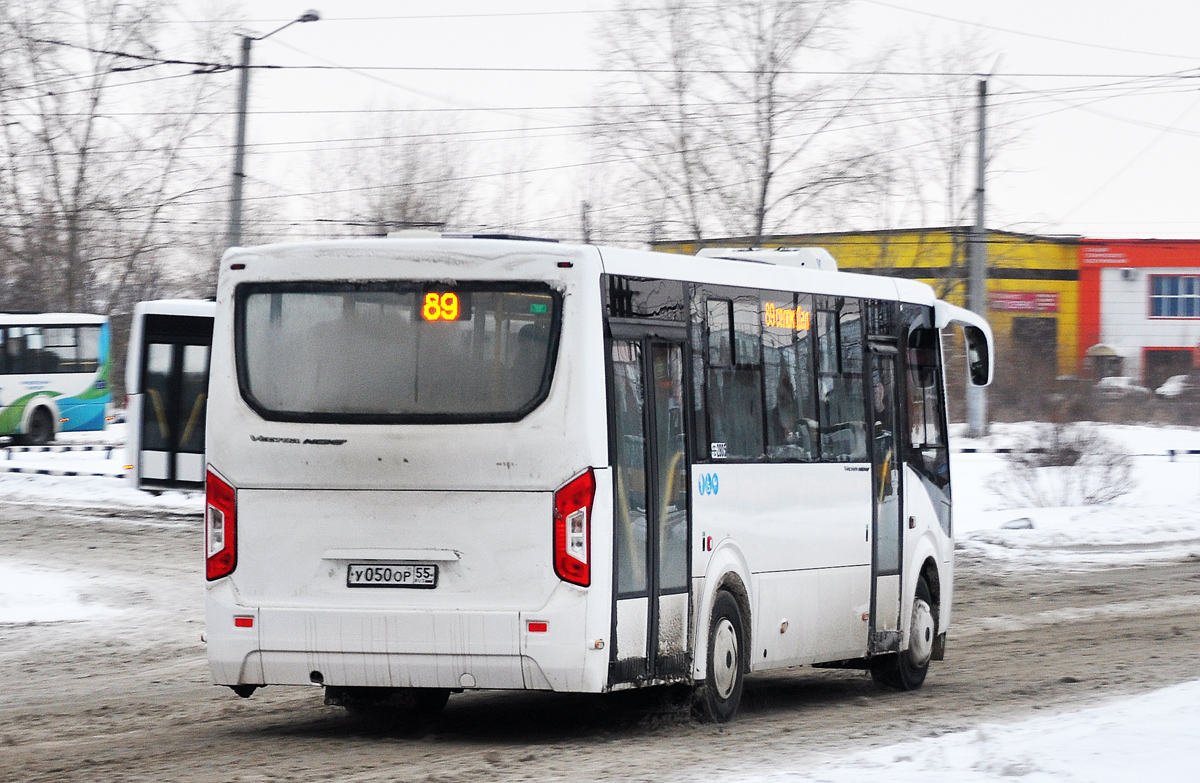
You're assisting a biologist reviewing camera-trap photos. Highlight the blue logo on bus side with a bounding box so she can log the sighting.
[697,472,719,496]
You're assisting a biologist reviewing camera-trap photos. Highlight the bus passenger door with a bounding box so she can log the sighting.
[867,346,903,652]
[136,315,213,491]
[609,337,691,684]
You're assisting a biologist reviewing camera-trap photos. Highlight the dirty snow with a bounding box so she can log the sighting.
[0,561,116,624]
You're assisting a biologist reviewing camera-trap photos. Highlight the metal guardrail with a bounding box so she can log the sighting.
[3,443,121,459]
[3,465,126,478]
[955,447,1199,458]
[2,442,125,476]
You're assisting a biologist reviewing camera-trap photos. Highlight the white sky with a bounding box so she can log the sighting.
[207,0,1200,241]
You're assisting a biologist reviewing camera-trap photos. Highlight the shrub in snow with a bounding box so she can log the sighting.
[990,423,1135,507]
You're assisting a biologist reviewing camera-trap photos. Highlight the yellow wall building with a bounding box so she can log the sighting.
[654,227,1079,376]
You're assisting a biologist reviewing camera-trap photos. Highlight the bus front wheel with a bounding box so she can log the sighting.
[24,407,54,446]
[871,576,935,691]
[693,590,746,723]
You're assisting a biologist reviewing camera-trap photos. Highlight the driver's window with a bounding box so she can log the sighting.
[904,322,949,487]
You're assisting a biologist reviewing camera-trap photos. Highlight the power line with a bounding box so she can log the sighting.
[859,0,1200,62]
[222,64,1200,80]
[17,36,1200,82]
[1057,91,1200,222]
[10,73,1197,120]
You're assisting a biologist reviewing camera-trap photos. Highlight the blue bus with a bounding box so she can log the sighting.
[0,313,110,445]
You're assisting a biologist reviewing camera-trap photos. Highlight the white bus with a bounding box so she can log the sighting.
[125,300,216,492]
[0,313,110,445]
[205,237,992,722]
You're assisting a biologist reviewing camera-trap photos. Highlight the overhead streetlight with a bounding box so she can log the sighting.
[226,10,320,250]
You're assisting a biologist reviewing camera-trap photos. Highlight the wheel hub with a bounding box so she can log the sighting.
[711,617,739,700]
[907,597,935,668]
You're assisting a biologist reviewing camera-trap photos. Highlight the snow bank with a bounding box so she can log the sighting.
[951,423,1200,568]
[0,471,203,516]
[1,424,202,515]
[738,679,1200,782]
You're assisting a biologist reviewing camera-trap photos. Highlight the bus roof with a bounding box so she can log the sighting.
[0,312,108,326]
[597,245,937,306]
[132,299,217,318]
[222,236,938,307]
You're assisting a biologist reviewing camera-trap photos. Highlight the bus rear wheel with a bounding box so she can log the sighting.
[871,576,935,691]
[693,590,746,723]
[23,407,54,446]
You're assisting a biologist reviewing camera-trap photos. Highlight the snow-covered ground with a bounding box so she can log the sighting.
[739,679,1200,782]
[951,422,1200,569]
[0,561,118,624]
[4,420,1200,778]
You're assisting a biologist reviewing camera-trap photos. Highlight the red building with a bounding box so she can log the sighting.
[1079,239,1200,388]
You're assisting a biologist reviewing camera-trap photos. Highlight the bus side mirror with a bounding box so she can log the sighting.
[963,325,990,387]
[933,300,994,388]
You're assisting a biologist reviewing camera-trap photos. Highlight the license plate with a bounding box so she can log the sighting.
[346,563,438,589]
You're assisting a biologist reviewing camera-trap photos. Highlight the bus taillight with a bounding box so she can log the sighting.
[553,468,595,587]
[206,469,238,581]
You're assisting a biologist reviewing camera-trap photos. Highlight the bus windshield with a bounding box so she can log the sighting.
[236,282,561,423]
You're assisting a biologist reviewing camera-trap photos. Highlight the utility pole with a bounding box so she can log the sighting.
[581,201,592,244]
[227,34,253,250]
[225,11,320,250]
[967,78,989,437]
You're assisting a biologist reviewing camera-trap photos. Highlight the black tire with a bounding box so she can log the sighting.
[25,407,54,446]
[871,576,935,691]
[693,591,746,723]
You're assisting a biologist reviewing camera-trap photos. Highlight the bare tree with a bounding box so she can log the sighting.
[0,0,232,316]
[592,0,891,244]
[702,0,890,241]
[891,33,1021,297]
[309,111,476,236]
[592,0,717,242]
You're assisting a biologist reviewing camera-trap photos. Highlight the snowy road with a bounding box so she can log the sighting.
[2,423,1200,782]
[1,497,1198,781]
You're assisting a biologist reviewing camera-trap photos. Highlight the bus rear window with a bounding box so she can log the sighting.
[235,282,561,423]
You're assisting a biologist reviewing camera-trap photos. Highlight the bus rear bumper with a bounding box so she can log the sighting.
[206,585,605,693]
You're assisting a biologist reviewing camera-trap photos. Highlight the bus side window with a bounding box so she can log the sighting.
[732,297,760,366]
[689,290,709,455]
[817,299,867,462]
[2,328,19,375]
[78,326,101,373]
[705,296,764,460]
[706,299,732,367]
[764,293,817,461]
[43,327,77,373]
[14,328,42,375]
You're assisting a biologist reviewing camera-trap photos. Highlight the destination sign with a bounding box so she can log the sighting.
[763,302,811,331]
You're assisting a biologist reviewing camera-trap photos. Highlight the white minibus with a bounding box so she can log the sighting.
[205,237,992,722]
